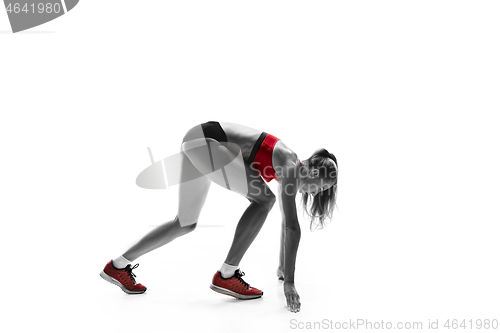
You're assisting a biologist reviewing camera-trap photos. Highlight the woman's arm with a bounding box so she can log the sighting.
[277,184,285,280]
[278,165,302,312]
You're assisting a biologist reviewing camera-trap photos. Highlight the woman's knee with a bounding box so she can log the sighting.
[253,193,276,210]
[266,194,277,208]
[181,222,197,234]
[175,216,198,234]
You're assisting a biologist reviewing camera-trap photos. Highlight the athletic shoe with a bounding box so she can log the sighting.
[100,260,147,294]
[210,269,263,300]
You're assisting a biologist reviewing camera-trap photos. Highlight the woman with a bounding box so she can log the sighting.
[100,121,338,312]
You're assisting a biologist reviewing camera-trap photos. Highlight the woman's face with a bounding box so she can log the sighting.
[299,176,335,196]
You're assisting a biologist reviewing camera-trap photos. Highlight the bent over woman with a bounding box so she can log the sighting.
[100,121,338,312]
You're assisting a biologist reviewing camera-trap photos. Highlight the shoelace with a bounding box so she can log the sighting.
[125,263,140,284]
[233,270,250,289]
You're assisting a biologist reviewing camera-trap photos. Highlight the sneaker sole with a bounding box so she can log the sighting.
[100,271,146,295]
[210,284,263,300]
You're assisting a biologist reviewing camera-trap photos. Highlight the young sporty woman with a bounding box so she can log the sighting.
[100,121,338,312]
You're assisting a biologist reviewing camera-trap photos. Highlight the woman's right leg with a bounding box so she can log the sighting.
[122,171,211,262]
[100,150,211,294]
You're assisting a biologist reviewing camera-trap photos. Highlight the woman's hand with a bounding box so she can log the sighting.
[284,283,301,312]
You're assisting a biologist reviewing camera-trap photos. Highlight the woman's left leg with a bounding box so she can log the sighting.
[182,137,275,298]
[182,137,275,267]
[209,165,275,299]
[223,165,276,266]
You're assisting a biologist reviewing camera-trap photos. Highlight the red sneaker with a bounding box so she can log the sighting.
[210,269,263,300]
[100,261,147,294]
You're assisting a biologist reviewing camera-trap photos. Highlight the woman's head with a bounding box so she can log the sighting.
[299,148,338,229]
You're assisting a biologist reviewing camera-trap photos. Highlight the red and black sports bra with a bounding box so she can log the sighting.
[248,132,280,182]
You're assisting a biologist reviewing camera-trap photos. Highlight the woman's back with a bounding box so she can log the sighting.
[219,122,263,160]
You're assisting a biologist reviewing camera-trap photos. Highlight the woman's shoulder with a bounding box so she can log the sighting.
[273,140,300,180]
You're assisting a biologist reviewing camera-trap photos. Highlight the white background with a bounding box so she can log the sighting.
[1,1,499,332]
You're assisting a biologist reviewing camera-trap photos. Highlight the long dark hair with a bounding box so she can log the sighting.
[301,149,338,230]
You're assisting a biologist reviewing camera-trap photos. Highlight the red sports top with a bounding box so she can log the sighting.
[253,134,280,182]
